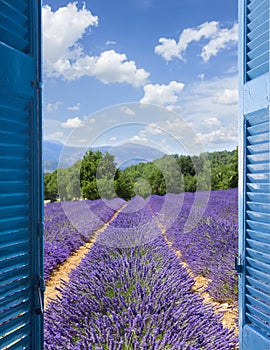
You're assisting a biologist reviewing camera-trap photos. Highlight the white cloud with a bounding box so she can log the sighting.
[155,21,238,62]
[140,81,184,106]
[201,23,238,62]
[120,106,136,115]
[47,131,64,139]
[46,101,62,112]
[198,127,237,145]
[203,117,221,128]
[166,105,183,114]
[105,41,117,46]
[213,88,238,105]
[43,3,98,72]
[110,136,117,141]
[42,3,149,86]
[68,102,81,111]
[70,50,149,86]
[197,74,205,81]
[61,117,84,128]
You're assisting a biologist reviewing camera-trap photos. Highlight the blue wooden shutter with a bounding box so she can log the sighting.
[239,0,270,349]
[0,1,43,349]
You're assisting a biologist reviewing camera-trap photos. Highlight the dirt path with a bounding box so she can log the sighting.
[44,204,126,309]
[160,225,238,334]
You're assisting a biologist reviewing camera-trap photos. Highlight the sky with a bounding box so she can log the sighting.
[43,0,238,156]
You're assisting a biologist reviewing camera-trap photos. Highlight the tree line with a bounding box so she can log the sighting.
[44,148,238,202]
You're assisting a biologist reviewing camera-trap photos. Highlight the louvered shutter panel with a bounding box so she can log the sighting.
[239,0,270,349]
[0,1,43,349]
[246,0,269,80]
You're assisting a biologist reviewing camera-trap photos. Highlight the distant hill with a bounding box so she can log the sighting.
[43,140,165,172]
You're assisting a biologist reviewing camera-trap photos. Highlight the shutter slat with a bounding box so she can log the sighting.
[0,241,30,260]
[0,192,29,206]
[246,30,268,51]
[0,254,30,274]
[247,173,270,182]
[247,62,269,80]
[247,183,270,192]
[247,142,269,154]
[247,229,270,244]
[0,181,29,194]
[247,151,270,163]
[247,219,270,233]
[246,247,270,265]
[248,0,267,12]
[247,8,269,32]
[247,202,270,214]
[247,121,269,135]
[247,162,270,173]
[0,0,29,52]
[246,266,270,285]
[247,51,269,71]
[247,7,269,32]
[0,299,31,326]
[3,0,28,14]
[247,18,269,41]
[0,276,31,301]
[246,284,270,305]
[0,130,29,146]
[0,312,30,338]
[247,132,269,145]
[0,288,31,314]
[247,192,270,203]
[247,0,268,21]
[0,204,29,220]
[246,313,270,335]
[0,322,31,350]
[0,265,30,285]
[0,229,29,246]
[247,238,270,255]
[246,256,270,274]
[246,304,270,324]
[247,40,270,62]
[247,295,270,318]
[247,210,270,223]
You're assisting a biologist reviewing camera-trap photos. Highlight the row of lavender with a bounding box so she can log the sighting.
[44,198,125,280]
[159,189,238,303]
[45,196,237,349]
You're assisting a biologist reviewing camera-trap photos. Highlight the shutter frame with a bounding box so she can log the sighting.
[0,0,43,349]
[239,1,270,349]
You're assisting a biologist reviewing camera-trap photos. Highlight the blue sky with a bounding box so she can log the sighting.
[43,0,238,155]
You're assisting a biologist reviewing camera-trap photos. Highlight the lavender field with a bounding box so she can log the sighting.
[44,189,238,349]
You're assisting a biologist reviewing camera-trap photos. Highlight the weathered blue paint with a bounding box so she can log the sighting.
[239,0,270,349]
[0,0,43,349]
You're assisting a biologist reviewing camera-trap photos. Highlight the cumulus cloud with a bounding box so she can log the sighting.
[213,88,238,105]
[46,101,62,112]
[155,21,238,62]
[140,81,184,106]
[201,23,238,62]
[61,117,84,128]
[42,3,149,86]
